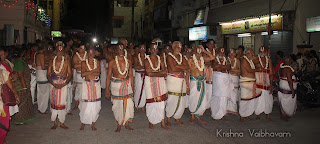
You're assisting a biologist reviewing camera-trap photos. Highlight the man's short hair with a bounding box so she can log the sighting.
[172,41,181,47]
[238,45,245,51]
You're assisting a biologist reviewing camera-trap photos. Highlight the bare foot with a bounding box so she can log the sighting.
[134,108,139,113]
[115,126,121,133]
[245,117,253,121]
[166,118,171,127]
[148,123,154,130]
[60,123,69,130]
[142,107,146,113]
[197,118,206,124]
[189,120,195,124]
[174,120,184,126]
[125,125,134,131]
[91,125,97,131]
[51,121,58,130]
[240,117,245,122]
[222,117,228,122]
[255,115,261,120]
[266,117,272,122]
[80,123,85,130]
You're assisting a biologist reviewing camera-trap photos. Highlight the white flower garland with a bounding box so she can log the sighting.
[115,55,129,75]
[192,54,205,71]
[146,55,161,71]
[163,53,167,67]
[258,55,269,69]
[206,48,215,56]
[228,57,237,69]
[76,51,87,61]
[217,56,227,65]
[184,55,188,61]
[86,58,97,71]
[280,63,295,72]
[243,56,255,69]
[138,53,146,66]
[168,52,182,65]
[124,49,128,58]
[53,56,64,74]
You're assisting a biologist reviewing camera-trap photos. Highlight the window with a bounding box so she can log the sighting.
[112,16,124,28]
[117,0,138,7]
[223,0,234,5]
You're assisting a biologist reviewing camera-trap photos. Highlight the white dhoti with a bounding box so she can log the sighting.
[211,72,232,119]
[100,60,108,89]
[165,74,187,119]
[134,70,146,108]
[28,64,37,104]
[255,72,273,115]
[9,105,19,116]
[227,75,239,114]
[278,76,298,117]
[111,77,134,125]
[239,77,262,117]
[66,83,73,113]
[79,79,102,124]
[189,75,207,117]
[145,76,168,124]
[75,71,85,101]
[36,69,50,113]
[205,66,213,109]
[50,74,68,123]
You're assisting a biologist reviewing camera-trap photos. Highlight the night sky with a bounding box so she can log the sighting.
[61,0,111,37]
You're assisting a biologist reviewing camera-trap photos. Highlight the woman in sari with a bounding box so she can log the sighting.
[12,49,35,124]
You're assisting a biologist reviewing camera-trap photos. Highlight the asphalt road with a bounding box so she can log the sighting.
[6,97,320,144]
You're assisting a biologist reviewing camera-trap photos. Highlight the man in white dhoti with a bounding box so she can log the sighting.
[188,45,215,124]
[106,43,135,132]
[204,40,216,112]
[100,58,107,89]
[227,49,240,115]
[36,46,50,114]
[211,48,232,121]
[166,41,189,126]
[254,47,274,121]
[27,44,38,104]
[144,44,170,130]
[79,48,101,131]
[239,49,261,122]
[278,55,298,121]
[133,44,147,112]
[47,41,72,130]
[72,43,88,110]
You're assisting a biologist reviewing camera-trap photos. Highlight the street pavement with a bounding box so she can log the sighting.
[6,96,320,144]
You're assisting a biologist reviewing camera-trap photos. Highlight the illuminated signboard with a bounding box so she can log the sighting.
[51,31,62,37]
[189,26,208,41]
[220,14,282,34]
[306,16,320,32]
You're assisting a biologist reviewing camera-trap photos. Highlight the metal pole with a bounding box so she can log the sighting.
[131,0,134,42]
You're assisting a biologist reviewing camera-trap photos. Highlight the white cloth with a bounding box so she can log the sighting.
[239,77,260,117]
[100,60,108,89]
[145,76,167,124]
[50,75,68,123]
[211,72,232,119]
[227,75,239,114]
[205,66,213,109]
[66,83,73,113]
[134,71,146,108]
[255,72,273,115]
[36,70,50,113]
[165,74,186,119]
[75,71,85,101]
[189,76,207,117]
[51,109,67,123]
[278,76,298,117]
[28,64,37,104]
[111,78,134,125]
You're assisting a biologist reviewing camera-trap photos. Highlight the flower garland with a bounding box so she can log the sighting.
[115,55,128,75]
[168,52,182,65]
[228,57,237,69]
[280,63,295,72]
[184,55,188,61]
[163,53,167,67]
[76,51,87,61]
[258,55,269,69]
[138,53,146,66]
[243,56,255,69]
[124,49,128,58]
[206,48,215,56]
[146,55,161,71]
[86,58,97,71]
[53,56,64,74]
[217,56,227,65]
[192,54,205,71]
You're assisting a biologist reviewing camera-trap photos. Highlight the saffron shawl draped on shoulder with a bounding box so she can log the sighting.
[239,76,261,117]
[211,72,233,119]
[278,76,298,117]
[145,76,167,124]
[165,74,186,119]
[189,75,207,117]
[255,71,273,115]
[134,69,146,108]
[36,69,50,113]
[111,77,134,125]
